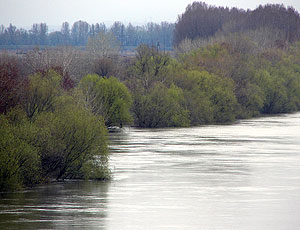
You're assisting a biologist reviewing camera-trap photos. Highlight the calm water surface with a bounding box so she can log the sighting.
[1,113,300,230]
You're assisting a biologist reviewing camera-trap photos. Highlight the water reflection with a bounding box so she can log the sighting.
[0,181,109,229]
[1,113,300,230]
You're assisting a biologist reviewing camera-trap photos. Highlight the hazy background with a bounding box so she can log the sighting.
[1,0,300,29]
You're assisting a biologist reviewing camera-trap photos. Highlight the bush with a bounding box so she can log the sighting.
[0,110,40,191]
[34,99,109,181]
[0,69,111,191]
[174,70,239,124]
[133,83,190,128]
[23,70,62,119]
[79,74,132,127]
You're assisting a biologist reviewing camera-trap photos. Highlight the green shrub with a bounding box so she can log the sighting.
[34,101,109,181]
[0,110,40,191]
[79,74,132,127]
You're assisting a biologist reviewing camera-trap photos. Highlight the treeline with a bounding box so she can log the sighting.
[0,21,174,49]
[174,2,300,46]
[125,42,300,127]
[2,2,300,50]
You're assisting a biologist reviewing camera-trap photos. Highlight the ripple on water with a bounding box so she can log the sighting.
[1,113,300,230]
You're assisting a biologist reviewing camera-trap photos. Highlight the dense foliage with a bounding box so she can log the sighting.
[0,112,40,190]
[2,2,300,191]
[0,70,112,191]
[79,74,132,127]
[126,40,300,127]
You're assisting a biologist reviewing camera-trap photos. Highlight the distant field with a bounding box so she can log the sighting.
[0,45,173,57]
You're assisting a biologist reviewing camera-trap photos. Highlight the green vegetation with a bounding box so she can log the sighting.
[0,111,40,191]
[128,42,300,127]
[2,2,300,191]
[0,69,112,191]
[133,83,190,128]
[79,74,132,127]
[23,70,62,119]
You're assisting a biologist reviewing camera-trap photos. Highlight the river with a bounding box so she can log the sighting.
[1,113,300,229]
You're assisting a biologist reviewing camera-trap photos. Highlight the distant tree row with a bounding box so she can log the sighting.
[2,2,300,50]
[174,2,300,45]
[0,21,174,49]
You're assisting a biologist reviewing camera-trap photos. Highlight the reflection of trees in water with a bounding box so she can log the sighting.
[0,181,110,230]
[108,129,131,150]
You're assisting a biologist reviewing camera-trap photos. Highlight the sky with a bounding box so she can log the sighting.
[1,0,300,30]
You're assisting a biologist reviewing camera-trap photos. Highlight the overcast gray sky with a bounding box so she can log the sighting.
[1,0,300,29]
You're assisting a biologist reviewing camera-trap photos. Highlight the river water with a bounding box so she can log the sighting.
[1,113,300,230]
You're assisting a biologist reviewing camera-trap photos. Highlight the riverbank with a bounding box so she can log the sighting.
[1,112,300,229]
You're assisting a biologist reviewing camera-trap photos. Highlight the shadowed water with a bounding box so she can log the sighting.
[1,113,300,229]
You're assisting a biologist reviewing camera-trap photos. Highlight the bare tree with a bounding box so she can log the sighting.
[86,32,120,59]
[24,46,82,81]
